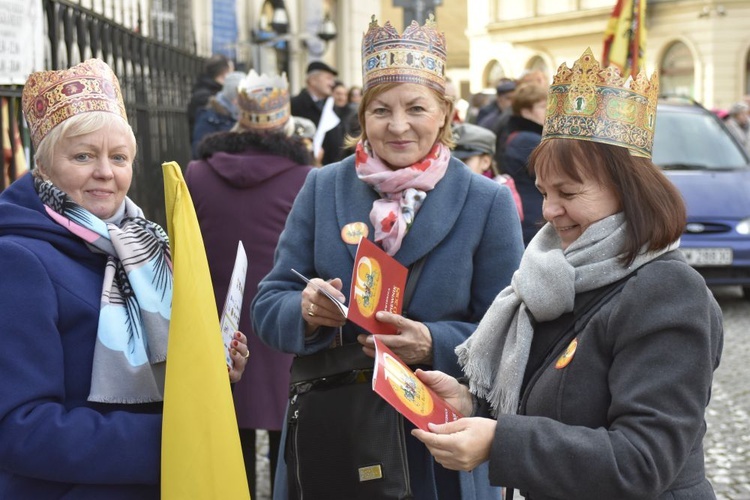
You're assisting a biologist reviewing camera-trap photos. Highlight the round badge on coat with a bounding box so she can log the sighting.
[341,222,369,244]
[555,338,578,369]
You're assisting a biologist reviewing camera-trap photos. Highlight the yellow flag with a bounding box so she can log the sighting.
[602,0,646,78]
[161,161,250,499]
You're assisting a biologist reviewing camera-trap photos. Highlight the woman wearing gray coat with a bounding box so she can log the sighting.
[414,49,723,500]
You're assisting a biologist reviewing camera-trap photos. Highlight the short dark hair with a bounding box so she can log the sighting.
[204,54,231,79]
[511,83,548,115]
[529,139,686,265]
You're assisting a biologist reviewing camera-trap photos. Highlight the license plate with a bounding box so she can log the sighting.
[682,248,733,266]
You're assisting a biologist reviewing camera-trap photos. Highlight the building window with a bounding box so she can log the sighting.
[523,55,550,85]
[484,60,506,89]
[746,49,750,96]
[660,41,695,98]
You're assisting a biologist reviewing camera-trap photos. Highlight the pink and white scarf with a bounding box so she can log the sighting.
[355,141,451,255]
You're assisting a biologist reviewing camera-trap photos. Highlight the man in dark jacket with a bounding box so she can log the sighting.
[187,54,234,141]
[476,79,515,131]
[290,61,338,127]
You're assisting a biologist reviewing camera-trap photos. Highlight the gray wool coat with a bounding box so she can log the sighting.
[489,252,723,500]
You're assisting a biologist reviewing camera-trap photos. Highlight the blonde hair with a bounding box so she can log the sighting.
[35,112,136,173]
[346,83,456,149]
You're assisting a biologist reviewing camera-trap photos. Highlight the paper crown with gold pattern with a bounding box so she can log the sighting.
[237,70,291,132]
[542,48,659,158]
[361,14,447,94]
[22,59,127,148]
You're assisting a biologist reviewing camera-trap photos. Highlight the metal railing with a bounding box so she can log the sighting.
[1,0,203,227]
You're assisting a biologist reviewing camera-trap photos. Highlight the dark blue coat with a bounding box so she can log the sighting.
[0,174,161,499]
[252,154,524,500]
[502,116,544,246]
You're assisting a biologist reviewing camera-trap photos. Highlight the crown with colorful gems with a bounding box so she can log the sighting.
[542,48,659,158]
[361,13,447,94]
[237,70,291,132]
[21,59,127,148]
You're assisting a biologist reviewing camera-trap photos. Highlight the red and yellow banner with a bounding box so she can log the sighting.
[602,0,647,78]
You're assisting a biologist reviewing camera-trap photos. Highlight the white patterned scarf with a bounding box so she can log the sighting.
[456,213,675,416]
[355,141,450,256]
[36,178,172,404]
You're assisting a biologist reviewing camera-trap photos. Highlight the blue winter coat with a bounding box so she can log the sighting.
[252,154,524,500]
[502,117,543,246]
[0,174,161,499]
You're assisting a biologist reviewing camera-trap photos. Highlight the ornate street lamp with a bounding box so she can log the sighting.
[252,0,337,90]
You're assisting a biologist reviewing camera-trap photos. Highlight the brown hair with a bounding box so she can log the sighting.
[511,83,548,115]
[346,83,455,149]
[529,139,686,265]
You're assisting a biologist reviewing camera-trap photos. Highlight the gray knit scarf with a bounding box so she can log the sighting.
[456,213,675,416]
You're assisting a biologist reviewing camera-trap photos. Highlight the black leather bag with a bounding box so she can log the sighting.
[286,343,412,500]
[285,258,426,500]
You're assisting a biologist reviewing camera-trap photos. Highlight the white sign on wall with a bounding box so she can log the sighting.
[0,0,45,84]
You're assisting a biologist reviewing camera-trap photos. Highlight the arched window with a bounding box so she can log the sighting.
[660,42,695,98]
[523,55,550,86]
[484,60,505,88]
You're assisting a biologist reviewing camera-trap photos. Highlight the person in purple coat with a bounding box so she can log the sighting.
[186,69,314,499]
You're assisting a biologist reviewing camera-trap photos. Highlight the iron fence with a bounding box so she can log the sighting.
[1,0,203,227]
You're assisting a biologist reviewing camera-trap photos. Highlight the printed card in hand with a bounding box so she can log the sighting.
[291,269,349,317]
[348,237,408,334]
[372,336,463,431]
[220,241,247,368]
[291,237,407,335]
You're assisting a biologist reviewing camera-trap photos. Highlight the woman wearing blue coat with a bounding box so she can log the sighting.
[251,14,524,500]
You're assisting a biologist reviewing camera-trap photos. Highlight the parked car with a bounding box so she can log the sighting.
[653,97,750,297]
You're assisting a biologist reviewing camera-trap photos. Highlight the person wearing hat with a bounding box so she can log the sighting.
[290,60,339,127]
[187,54,235,141]
[476,78,516,131]
[185,69,315,499]
[252,13,523,500]
[452,123,523,220]
[413,47,722,500]
[0,59,249,498]
[191,70,245,158]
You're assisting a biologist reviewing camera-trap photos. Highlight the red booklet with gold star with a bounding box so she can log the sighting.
[372,336,463,431]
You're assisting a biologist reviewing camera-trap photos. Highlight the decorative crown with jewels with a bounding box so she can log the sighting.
[542,47,659,158]
[361,13,447,94]
[237,70,291,132]
[21,59,128,148]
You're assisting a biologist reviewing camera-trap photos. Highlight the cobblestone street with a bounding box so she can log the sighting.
[705,286,750,500]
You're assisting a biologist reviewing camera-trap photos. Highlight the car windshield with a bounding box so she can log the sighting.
[652,107,749,169]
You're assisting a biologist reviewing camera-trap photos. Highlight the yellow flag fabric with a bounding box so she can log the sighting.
[2,97,28,187]
[161,161,250,500]
[602,0,647,78]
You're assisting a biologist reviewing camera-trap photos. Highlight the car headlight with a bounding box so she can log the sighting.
[737,218,750,235]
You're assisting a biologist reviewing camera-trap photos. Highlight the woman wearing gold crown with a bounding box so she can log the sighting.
[252,14,523,500]
[412,48,723,499]
[0,59,248,497]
